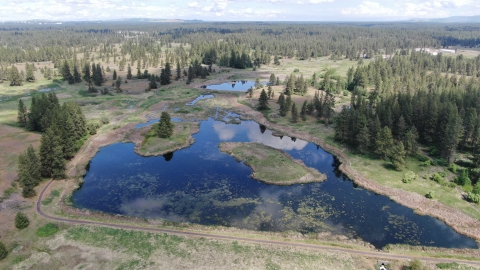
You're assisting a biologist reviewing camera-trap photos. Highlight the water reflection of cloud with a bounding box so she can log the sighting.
[119,197,186,222]
[213,122,237,140]
[245,122,308,151]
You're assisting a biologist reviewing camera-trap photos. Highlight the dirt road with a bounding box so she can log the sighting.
[37,179,480,267]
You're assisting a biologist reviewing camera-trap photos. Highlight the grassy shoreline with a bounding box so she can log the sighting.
[219,142,326,185]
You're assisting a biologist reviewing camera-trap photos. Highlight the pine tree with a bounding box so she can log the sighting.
[258,89,269,110]
[390,141,406,171]
[15,212,29,229]
[156,112,174,138]
[115,76,122,91]
[73,64,82,83]
[8,65,22,86]
[278,93,286,117]
[300,100,307,121]
[17,99,28,127]
[39,128,57,177]
[126,64,132,79]
[375,126,394,160]
[25,63,35,82]
[82,63,91,82]
[51,145,66,179]
[176,61,181,80]
[285,95,292,114]
[61,61,74,84]
[404,127,418,156]
[291,103,298,123]
[112,69,117,80]
[356,125,370,154]
[164,62,172,84]
[269,73,276,85]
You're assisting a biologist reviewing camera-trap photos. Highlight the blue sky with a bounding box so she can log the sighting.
[1,0,479,22]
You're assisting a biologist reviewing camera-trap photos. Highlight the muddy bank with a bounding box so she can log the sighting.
[219,142,326,185]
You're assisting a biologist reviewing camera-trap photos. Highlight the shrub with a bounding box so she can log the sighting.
[465,192,480,204]
[455,170,471,186]
[408,259,425,270]
[425,191,434,199]
[449,163,457,173]
[0,241,7,260]
[22,186,36,198]
[473,183,480,195]
[432,173,444,184]
[437,171,446,178]
[416,154,429,162]
[15,212,29,229]
[293,68,300,72]
[436,262,459,269]
[100,117,110,125]
[36,223,59,237]
[435,158,448,166]
[419,160,430,167]
[402,171,417,183]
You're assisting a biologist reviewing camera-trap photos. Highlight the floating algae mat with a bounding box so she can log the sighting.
[73,118,478,249]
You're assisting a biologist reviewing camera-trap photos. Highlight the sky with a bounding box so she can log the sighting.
[1,0,479,22]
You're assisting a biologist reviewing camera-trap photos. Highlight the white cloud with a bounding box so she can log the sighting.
[309,0,332,3]
[188,1,199,7]
[342,1,396,16]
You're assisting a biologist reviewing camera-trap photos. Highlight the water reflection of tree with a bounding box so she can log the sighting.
[163,152,174,161]
[259,124,266,134]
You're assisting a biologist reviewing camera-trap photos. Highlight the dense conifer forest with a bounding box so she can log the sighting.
[4,21,480,202]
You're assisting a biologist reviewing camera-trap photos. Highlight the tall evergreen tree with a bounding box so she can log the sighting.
[390,141,406,171]
[112,69,117,80]
[278,93,286,117]
[39,128,59,177]
[8,65,22,86]
[126,64,132,79]
[300,100,307,121]
[25,63,35,82]
[356,125,370,154]
[375,126,394,160]
[51,145,66,179]
[258,89,269,110]
[176,61,181,80]
[73,64,82,83]
[291,103,298,123]
[17,99,28,127]
[156,112,174,138]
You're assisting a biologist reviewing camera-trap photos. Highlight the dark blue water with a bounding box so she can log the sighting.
[73,119,478,249]
[205,81,266,91]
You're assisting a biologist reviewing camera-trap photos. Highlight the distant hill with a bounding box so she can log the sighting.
[410,15,480,23]
[0,18,203,24]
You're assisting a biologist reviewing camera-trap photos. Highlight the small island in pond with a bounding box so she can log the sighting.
[135,122,200,156]
[219,142,326,185]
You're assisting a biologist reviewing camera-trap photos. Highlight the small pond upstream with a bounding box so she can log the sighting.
[204,80,266,91]
[73,118,478,249]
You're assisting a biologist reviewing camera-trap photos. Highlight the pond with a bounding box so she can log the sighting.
[203,81,266,91]
[73,118,478,249]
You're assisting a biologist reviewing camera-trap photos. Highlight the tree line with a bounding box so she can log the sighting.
[17,93,86,197]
